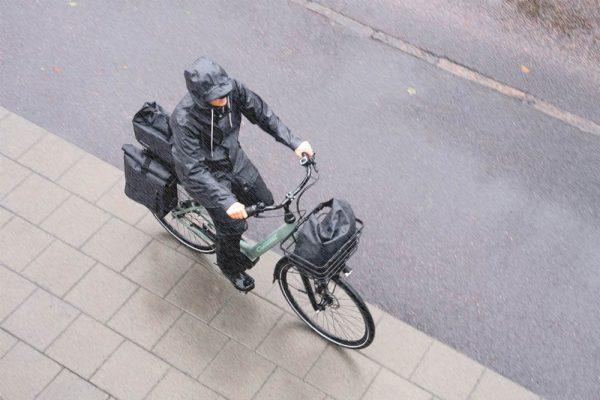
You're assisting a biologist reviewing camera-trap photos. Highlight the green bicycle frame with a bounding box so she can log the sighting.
[171,205,296,262]
[239,221,296,262]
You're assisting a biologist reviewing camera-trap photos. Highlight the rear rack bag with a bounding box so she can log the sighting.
[122,143,177,218]
[132,101,174,167]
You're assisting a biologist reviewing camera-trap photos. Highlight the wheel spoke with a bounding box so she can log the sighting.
[156,184,216,252]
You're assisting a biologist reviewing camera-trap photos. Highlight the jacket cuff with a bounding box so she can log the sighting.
[289,135,304,151]
[221,196,238,212]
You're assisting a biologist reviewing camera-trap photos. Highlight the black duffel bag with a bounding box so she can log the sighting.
[292,198,358,269]
[132,101,174,167]
[122,144,177,218]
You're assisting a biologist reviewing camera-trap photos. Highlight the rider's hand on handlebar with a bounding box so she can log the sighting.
[226,202,248,219]
[294,141,314,159]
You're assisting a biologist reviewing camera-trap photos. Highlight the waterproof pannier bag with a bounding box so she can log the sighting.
[122,144,177,218]
[132,101,174,167]
[292,198,358,268]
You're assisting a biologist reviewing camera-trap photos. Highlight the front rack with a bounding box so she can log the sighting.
[280,209,364,280]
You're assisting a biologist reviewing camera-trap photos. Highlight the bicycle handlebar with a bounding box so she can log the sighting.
[244,152,316,218]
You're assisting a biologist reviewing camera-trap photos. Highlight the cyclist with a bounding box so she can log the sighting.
[170,55,314,292]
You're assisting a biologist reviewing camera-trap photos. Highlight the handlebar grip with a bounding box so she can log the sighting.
[300,151,316,167]
[245,202,265,218]
[245,205,258,218]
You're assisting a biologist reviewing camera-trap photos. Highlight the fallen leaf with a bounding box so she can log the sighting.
[122,64,129,69]
[407,87,417,95]
[68,1,78,7]
[520,65,530,74]
[52,66,63,74]
[184,10,192,15]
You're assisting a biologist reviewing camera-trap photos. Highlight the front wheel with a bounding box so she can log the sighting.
[277,258,375,349]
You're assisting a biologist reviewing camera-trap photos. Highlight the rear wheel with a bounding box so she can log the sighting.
[153,184,217,253]
[277,258,375,349]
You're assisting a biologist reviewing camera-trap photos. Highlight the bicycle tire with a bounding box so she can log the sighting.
[277,258,375,349]
[153,185,217,253]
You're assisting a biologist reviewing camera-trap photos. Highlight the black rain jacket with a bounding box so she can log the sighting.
[170,56,303,211]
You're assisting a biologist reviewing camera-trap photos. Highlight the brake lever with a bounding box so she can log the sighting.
[245,202,265,218]
[300,152,317,170]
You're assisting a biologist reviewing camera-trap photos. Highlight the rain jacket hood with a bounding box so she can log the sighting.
[170,55,304,211]
[185,56,233,109]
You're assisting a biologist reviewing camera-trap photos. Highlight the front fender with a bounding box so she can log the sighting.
[272,256,291,283]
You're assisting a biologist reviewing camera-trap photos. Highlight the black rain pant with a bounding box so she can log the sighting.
[204,170,274,275]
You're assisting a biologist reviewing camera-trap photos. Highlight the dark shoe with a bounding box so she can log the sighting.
[223,270,255,292]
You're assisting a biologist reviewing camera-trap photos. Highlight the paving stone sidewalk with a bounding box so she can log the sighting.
[0,107,544,400]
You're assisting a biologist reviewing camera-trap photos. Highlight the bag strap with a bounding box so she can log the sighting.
[141,151,152,175]
[312,198,335,213]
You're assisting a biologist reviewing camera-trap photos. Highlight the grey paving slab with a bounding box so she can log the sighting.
[0,216,53,271]
[64,263,138,322]
[305,345,380,400]
[264,283,294,314]
[91,340,169,400]
[470,369,539,400]
[210,291,283,349]
[108,288,182,349]
[40,194,111,248]
[18,133,84,181]
[360,313,433,378]
[254,367,326,400]
[0,264,36,321]
[0,328,17,358]
[0,206,13,227]
[0,113,46,158]
[82,217,151,271]
[37,368,109,400]
[96,176,147,224]
[199,339,275,400]
[362,368,432,400]
[166,264,236,322]
[0,155,30,198]
[153,313,228,378]
[46,314,124,379]
[57,153,121,202]
[123,240,194,296]
[22,240,95,297]
[0,341,61,400]
[411,341,485,400]
[147,369,223,400]
[256,313,328,377]
[2,289,79,351]
[1,173,70,224]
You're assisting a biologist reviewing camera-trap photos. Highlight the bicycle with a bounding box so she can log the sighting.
[153,153,375,349]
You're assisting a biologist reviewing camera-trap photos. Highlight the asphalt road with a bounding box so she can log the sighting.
[320,0,600,124]
[1,1,599,399]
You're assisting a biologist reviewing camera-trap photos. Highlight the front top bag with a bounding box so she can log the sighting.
[122,143,177,218]
[132,101,174,167]
[292,198,358,268]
